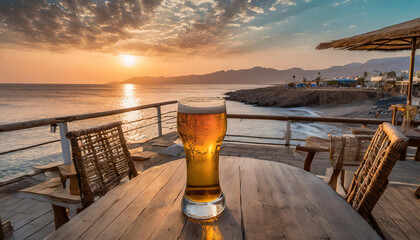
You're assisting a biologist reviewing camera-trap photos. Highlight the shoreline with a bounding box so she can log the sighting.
[224,86,408,120]
[311,101,376,118]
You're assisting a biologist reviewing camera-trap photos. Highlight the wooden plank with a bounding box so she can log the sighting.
[388,185,420,217]
[268,161,333,239]
[376,192,419,239]
[133,154,172,173]
[104,161,185,239]
[0,195,23,208]
[295,145,329,152]
[384,185,420,228]
[45,162,179,239]
[25,221,55,240]
[6,200,49,222]
[149,138,174,147]
[240,158,306,239]
[12,211,54,240]
[20,178,81,206]
[288,163,381,239]
[145,185,186,240]
[33,163,62,172]
[131,151,162,161]
[2,198,28,212]
[0,193,8,200]
[393,185,420,210]
[373,204,408,240]
[8,203,51,230]
[57,164,76,178]
[12,199,42,214]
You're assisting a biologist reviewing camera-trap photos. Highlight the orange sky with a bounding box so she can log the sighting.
[0,0,419,84]
[0,47,410,84]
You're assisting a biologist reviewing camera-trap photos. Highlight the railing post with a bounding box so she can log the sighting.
[156,105,162,137]
[285,120,291,147]
[58,122,72,164]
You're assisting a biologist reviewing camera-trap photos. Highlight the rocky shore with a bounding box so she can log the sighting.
[225,86,387,108]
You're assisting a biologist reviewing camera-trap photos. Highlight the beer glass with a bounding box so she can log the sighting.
[177,97,227,219]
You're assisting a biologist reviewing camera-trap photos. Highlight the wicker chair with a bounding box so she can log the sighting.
[328,134,372,190]
[66,121,138,208]
[296,135,372,189]
[346,123,408,221]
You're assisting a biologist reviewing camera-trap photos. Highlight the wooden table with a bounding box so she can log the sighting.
[45,157,380,239]
[20,178,82,229]
[402,128,420,161]
[58,164,79,195]
[389,104,418,126]
[349,127,377,135]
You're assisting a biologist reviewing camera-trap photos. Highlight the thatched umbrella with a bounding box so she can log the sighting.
[316,17,420,105]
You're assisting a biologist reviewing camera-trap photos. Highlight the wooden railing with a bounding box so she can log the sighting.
[0,100,177,165]
[0,100,177,132]
[225,114,414,146]
[1,100,416,164]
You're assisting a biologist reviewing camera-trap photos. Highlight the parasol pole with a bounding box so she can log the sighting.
[407,37,417,105]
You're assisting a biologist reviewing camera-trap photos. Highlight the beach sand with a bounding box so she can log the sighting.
[312,101,376,118]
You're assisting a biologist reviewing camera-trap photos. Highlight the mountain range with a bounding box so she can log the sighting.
[117,56,420,85]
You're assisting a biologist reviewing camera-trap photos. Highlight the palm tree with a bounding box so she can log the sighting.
[316,72,321,86]
[293,75,296,82]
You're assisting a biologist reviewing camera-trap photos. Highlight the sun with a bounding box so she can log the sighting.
[120,54,137,66]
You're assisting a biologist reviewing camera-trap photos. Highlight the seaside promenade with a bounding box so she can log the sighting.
[0,131,419,239]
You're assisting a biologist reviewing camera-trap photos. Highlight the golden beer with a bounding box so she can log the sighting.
[177,97,227,219]
[178,112,227,202]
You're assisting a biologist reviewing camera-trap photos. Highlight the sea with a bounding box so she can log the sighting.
[0,83,343,179]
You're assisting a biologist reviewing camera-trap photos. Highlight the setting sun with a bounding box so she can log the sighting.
[120,54,137,66]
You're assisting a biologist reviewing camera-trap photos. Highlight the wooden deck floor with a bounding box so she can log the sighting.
[1,131,419,239]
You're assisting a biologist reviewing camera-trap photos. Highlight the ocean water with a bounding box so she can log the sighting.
[0,84,342,179]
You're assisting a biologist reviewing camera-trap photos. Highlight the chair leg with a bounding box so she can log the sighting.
[303,151,316,172]
[415,185,420,198]
[52,204,69,229]
[340,170,347,194]
[400,148,407,161]
[1,220,13,239]
[328,169,341,190]
[415,147,420,162]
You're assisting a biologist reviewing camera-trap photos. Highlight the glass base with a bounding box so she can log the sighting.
[182,192,226,220]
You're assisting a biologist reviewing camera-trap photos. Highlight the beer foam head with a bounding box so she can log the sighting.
[177,97,226,114]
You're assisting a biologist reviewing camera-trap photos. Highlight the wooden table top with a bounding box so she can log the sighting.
[45,157,380,240]
[58,164,77,178]
[20,178,81,206]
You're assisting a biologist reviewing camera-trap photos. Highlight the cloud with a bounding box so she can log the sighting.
[334,0,350,7]
[0,0,318,56]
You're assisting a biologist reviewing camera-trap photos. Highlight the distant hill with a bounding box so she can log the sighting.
[117,56,420,84]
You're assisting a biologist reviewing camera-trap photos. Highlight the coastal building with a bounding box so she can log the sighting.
[365,76,384,88]
[326,78,356,87]
[396,70,420,94]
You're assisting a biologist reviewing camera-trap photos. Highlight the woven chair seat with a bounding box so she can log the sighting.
[329,134,372,170]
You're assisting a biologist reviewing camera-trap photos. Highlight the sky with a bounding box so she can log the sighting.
[0,0,419,84]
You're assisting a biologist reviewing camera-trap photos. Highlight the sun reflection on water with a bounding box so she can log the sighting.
[119,84,144,141]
